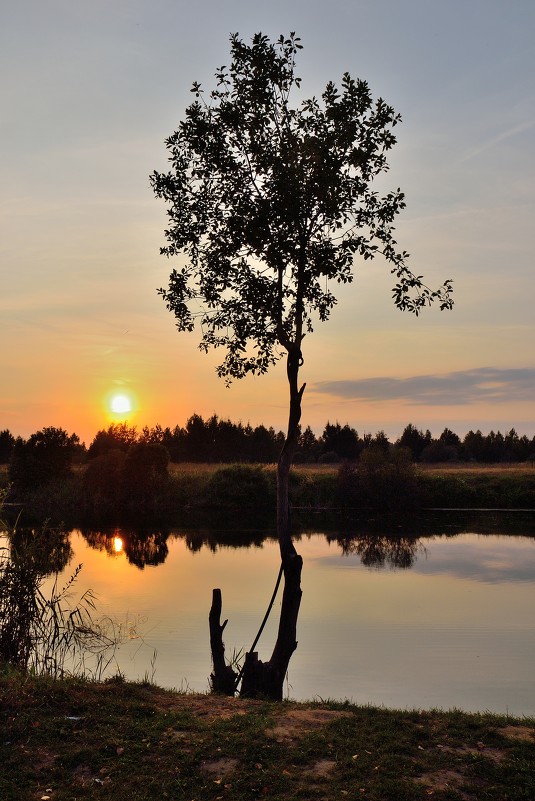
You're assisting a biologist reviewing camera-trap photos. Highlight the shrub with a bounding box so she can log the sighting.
[83,450,126,520]
[121,443,170,518]
[337,447,420,511]
[203,465,274,510]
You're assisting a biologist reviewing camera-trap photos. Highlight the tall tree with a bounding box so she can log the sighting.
[151,32,453,698]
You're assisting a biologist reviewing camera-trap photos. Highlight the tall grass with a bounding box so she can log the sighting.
[0,493,119,679]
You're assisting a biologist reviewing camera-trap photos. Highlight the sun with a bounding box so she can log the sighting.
[110,394,132,414]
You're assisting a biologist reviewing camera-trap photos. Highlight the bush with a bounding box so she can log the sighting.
[82,450,126,520]
[337,447,420,511]
[121,443,170,518]
[202,465,274,510]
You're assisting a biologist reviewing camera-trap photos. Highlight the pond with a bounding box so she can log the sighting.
[25,514,535,715]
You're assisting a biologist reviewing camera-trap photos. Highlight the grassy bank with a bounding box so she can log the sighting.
[1,672,534,801]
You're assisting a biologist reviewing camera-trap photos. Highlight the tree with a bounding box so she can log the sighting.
[9,427,80,490]
[396,423,432,461]
[0,430,15,464]
[151,32,453,699]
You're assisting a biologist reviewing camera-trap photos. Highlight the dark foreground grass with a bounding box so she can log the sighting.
[1,671,534,801]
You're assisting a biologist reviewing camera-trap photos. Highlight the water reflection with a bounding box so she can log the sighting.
[81,528,169,569]
[335,534,422,569]
[9,525,73,575]
[75,511,535,574]
[33,516,535,714]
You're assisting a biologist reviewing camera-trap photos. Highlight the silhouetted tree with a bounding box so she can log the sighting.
[295,425,320,463]
[151,32,453,699]
[0,430,15,464]
[396,423,432,461]
[363,430,392,455]
[320,422,361,461]
[9,427,80,490]
[462,429,485,462]
[248,424,280,463]
[421,440,458,463]
[87,423,137,459]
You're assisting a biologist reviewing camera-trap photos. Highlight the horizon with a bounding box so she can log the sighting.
[6,412,535,451]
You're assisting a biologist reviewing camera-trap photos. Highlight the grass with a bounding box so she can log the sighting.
[1,671,534,801]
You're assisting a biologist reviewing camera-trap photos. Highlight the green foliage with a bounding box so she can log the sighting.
[202,464,275,510]
[337,446,420,511]
[419,471,535,509]
[151,32,453,384]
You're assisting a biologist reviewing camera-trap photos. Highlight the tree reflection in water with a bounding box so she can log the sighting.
[9,525,73,575]
[79,524,424,571]
[81,529,169,569]
[334,534,423,569]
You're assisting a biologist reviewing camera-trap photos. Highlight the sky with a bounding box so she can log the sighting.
[2,0,534,446]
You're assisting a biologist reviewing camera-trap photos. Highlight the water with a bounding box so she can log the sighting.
[22,518,535,715]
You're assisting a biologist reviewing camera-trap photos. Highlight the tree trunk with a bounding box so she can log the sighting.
[209,588,237,695]
[240,346,304,700]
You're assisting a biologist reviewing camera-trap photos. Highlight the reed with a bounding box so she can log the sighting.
[0,493,119,679]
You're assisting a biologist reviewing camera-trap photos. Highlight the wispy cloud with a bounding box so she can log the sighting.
[460,119,535,163]
[313,368,535,406]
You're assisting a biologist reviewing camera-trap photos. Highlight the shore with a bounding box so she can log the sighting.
[2,672,534,801]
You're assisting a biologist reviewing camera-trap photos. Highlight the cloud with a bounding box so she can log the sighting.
[460,119,535,163]
[313,367,535,406]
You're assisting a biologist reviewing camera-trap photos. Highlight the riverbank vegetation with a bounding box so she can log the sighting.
[1,670,534,801]
[1,455,534,529]
[1,419,535,526]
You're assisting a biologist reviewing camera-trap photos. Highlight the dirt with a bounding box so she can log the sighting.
[200,756,239,776]
[151,690,260,720]
[498,724,535,742]
[266,708,353,742]
[415,768,470,798]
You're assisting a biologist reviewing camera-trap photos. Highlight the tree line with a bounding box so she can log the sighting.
[1,417,535,479]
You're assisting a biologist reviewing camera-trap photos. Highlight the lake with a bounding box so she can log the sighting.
[31,514,535,715]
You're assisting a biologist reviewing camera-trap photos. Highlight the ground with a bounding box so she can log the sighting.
[2,675,534,801]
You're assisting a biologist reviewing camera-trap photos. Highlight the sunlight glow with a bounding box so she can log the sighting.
[110,394,132,414]
[113,536,123,554]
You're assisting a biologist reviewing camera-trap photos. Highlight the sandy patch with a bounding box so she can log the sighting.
[201,757,239,776]
[302,758,337,778]
[498,725,535,742]
[416,768,468,797]
[150,691,260,720]
[267,708,352,741]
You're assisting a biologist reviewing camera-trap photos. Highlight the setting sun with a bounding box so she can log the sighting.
[110,394,132,414]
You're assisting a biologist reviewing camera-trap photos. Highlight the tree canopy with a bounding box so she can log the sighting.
[151,32,453,385]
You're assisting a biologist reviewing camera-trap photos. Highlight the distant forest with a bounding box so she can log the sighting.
[2,416,535,467]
